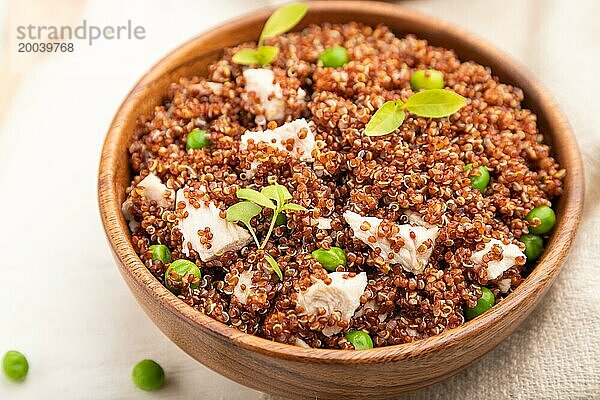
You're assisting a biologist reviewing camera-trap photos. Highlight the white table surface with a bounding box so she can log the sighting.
[0,1,598,399]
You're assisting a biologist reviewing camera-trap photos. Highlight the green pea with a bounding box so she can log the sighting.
[132,359,165,391]
[186,129,210,150]
[345,330,373,350]
[519,234,544,261]
[464,287,495,320]
[149,244,172,264]
[319,46,349,68]
[165,259,201,292]
[311,247,347,271]
[410,69,445,91]
[526,205,556,234]
[464,164,490,194]
[274,213,287,226]
[3,351,28,382]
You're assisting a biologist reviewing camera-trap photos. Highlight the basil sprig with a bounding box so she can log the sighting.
[232,46,280,67]
[226,182,307,280]
[232,3,308,67]
[364,89,467,137]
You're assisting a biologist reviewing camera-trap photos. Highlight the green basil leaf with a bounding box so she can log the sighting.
[403,89,467,118]
[261,185,279,203]
[259,2,308,45]
[256,45,279,66]
[232,48,260,65]
[261,184,292,203]
[280,203,307,212]
[275,182,286,206]
[279,185,293,200]
[237,188,276,209]
[264,254,283,280]
[364,100,405,137]
[226,201,262,226]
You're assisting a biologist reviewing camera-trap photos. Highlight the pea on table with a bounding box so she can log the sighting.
[2,350,29,382]
[132,359,165,391]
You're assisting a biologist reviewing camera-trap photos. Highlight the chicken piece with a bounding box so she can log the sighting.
[243,68,285,121]
[240,118,315,162]
[314,217,332,230]
[137,173,174,207]
[294,337,311,348]
[498,278,512,293]
[343,211,439,275]
[354,299,388,323]
[121,198,139,232]
[296,272,368,336]
[403,209,438,229]
[176,188,252,262]
[470,239,526,280]
[121,173,174,231]
[233,270,255,305]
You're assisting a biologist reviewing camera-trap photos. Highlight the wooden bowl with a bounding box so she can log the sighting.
[98,2,584,398]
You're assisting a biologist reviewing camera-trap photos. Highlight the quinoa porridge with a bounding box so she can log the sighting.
[121,19,564,350]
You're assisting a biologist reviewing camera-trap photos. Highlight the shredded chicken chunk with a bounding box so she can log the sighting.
[470,239,526,280]
[296,272,368,336]
[343,211,439,274]
[122,173,174,231]
[176,188,252,262]
[243,68,285,121]
[240,118,315,162]
[233,270,255,305]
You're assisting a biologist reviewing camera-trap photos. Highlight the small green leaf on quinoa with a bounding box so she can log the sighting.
[259,2,308,45]
[229,181,308,273]
[403,89,467,118]
[364,100,405,136]
[280,203,307,212]
[226,201,262,226]
[261,183,292,204]
[232,48,261,65]
[256,45,279,65]
[274,213,287,226]
[274,182,288,206]
[232,46,280,66]
[264,254,283,280]
[237,188,276,209]
[232,3,306,66]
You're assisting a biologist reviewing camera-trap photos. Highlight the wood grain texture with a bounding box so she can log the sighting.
[97,2,585,398]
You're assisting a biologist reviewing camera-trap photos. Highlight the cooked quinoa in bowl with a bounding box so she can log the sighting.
[121,18,565,350]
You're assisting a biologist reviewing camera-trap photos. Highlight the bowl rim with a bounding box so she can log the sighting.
[98,0,584,364]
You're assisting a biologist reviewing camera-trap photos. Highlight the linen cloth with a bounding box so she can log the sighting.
[0,0,598,399]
